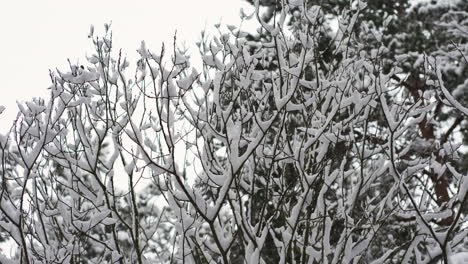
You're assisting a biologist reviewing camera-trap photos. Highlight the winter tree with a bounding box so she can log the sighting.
[0,0,467,263]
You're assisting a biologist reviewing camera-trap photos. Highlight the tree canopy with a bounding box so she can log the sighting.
[0,0,467,263]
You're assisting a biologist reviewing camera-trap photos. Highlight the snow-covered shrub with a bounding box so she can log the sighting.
[0,1,467,263]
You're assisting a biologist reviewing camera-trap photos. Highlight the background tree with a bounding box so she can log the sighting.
[237,0,468,261]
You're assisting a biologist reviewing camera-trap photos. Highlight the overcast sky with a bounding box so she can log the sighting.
[0,0,255,133]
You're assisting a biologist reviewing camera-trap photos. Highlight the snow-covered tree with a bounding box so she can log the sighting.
[0,1,467,263]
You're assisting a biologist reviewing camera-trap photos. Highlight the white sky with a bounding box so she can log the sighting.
[0,0,255,133]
